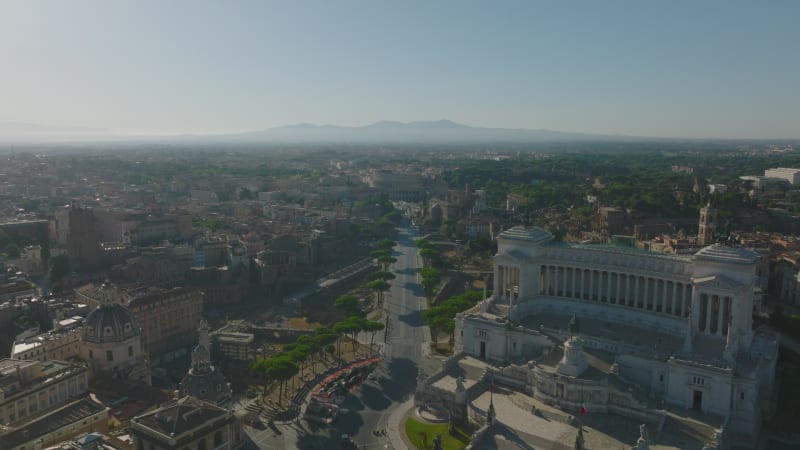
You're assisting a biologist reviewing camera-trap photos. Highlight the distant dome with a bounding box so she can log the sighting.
[179,319,231,404]
[83,303,140,343]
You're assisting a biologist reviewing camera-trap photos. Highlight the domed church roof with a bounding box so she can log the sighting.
[179,319,231,404]
[83,303,141,343]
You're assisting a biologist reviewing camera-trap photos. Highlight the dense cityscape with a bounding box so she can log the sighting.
[0,142,798,449]
[3,2,800,449]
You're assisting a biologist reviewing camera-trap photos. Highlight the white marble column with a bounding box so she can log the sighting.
[570,268,576,298]
[722,297,731,336]
[625,274,632,306]
[650,278,657,310]
[597,271,603,301]
[502,265,507,298]
[691,291,701,331]
[615,273,621,304]
[554,266,560,296]
[670,282,678,315]
[494,265,501,299]
[504,266,510,299]
[509,267,515,303]
[579,269,587,300]
[552,266,557,296]
[683,284,691,317]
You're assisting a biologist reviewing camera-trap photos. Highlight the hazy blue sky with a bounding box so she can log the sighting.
[1,1,798,138]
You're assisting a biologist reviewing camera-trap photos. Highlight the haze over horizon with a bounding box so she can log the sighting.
[1,1,799,140]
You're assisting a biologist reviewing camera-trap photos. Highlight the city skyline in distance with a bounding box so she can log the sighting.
[1,1,799,140]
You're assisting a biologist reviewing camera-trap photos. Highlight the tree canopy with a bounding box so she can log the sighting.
[420,267,441,299]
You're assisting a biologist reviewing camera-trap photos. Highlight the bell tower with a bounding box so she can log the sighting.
[698,202,717,246]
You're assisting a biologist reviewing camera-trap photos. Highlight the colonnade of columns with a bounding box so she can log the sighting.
[696,293,732,337]
[538,265,692,318]
[495,264,521,304]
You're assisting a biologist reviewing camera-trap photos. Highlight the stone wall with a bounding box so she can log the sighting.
[414,352,469,421]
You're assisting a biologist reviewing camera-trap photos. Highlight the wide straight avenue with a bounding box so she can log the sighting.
[245,222,439,449]
[384,223,431,361]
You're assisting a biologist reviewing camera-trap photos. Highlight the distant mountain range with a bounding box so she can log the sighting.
[3,119,781,144]
[233,119,645,143]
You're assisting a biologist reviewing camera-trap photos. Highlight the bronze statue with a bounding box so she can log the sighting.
[568,314,581,336]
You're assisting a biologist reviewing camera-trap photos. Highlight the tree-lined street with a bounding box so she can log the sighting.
[242,220,439,449]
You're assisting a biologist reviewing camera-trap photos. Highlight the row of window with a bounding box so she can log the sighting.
[87,346,134,362]
[1,375,86,424]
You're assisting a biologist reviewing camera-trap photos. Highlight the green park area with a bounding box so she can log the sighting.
[404,417,470,450]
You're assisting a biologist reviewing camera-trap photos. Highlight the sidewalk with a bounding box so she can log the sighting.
[386,396,416,450]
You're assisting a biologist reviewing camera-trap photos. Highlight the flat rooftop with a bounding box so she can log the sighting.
[0,397,106,448]
[213,331,254,344]
[431,356,488,392]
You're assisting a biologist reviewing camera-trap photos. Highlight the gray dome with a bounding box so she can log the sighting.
[83,303,140,343]
[179,365,231,404]
[179,318,231,404]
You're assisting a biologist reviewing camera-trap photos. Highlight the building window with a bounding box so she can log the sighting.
[106,350,114,361]
[128,346,134,357]
[692,376,705,386]
[214,431,223,446]
[197,439,207,450]
[89,350,93,359]
[478,330,488,338]
[740,391,745,400]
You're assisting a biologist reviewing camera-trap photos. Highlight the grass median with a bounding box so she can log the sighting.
[404,417,470,450]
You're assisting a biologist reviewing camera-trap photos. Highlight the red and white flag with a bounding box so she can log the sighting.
[580,404,587,416]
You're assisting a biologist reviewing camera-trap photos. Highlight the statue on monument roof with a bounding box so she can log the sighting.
[568,315,581,336]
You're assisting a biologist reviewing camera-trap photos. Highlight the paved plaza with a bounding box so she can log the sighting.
[468,387,716,450]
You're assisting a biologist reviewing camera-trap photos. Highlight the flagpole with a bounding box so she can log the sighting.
[579,387,584,431]
[490,372,494,406]
[488,372,496,426]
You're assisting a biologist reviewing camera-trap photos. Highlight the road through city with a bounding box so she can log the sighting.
[244,221,438,449]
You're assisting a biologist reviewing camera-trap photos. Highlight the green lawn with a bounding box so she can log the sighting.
[404,417,471,450]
